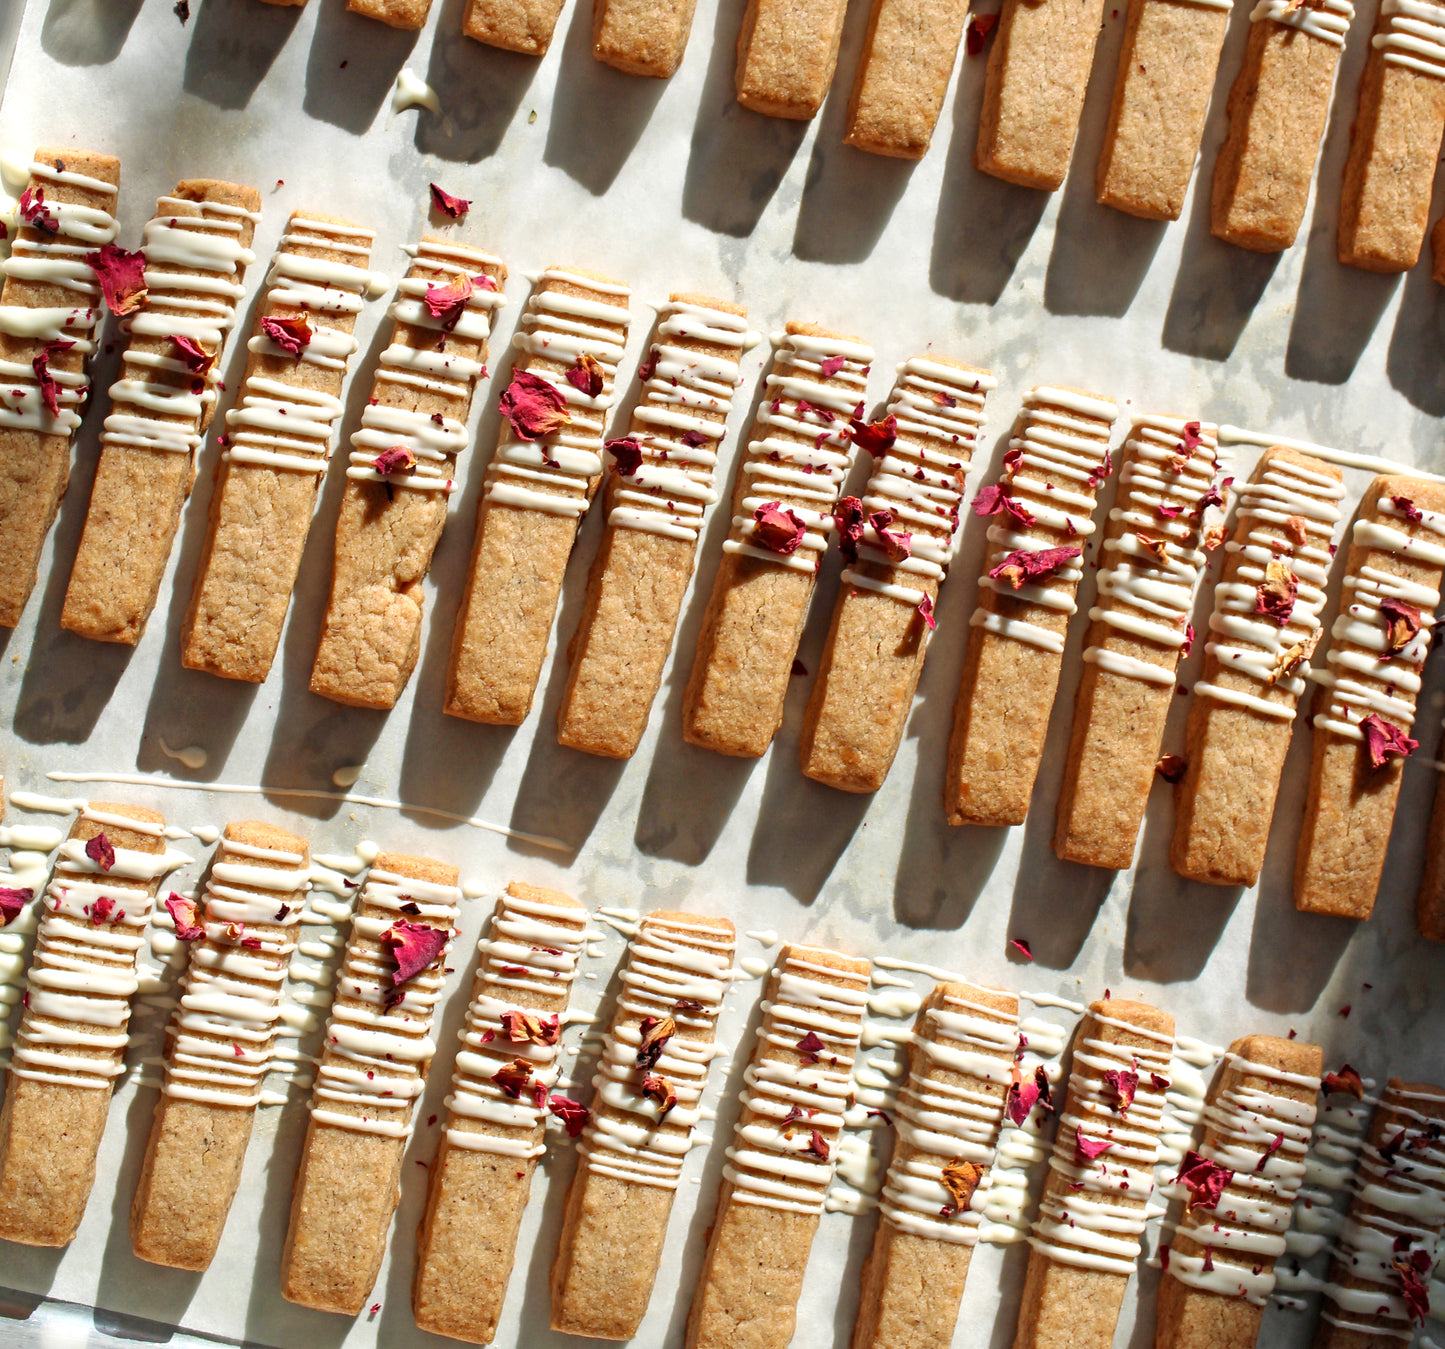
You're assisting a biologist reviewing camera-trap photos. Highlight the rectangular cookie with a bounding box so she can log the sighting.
[1054,416,1227,869]
[1314,1079,1445,1345]
[799,357,996,793]
[735,0,852,118]
[0,802,177,1246]
[1095,0,1233,219]
[975,0,1110,189]
[131,820,310,1270]
[1013,997,1174,1349]
[550,911,736,1338]
[685,944,870,1349]
[281,854,461,1314]
[1295,476,1445,918]
[444,268,632,726]
[945,386,1118,827]
[851,982,1018,1349]
[414,882,588,1343]
[462,0,565,53]
[1154,1035,1323,1348]
[311,238,505,710]
[181,212,377,683]
[553,296,753,758]
[347,0,431,29]
[593,0,701,75]
[1211,0,1356,251]
[1338,0,1445,271]
[843,0,972,157]
[1171,447,1346,887]
[0,150,122,628]
[677,324,874,761]
[62,181,262,644]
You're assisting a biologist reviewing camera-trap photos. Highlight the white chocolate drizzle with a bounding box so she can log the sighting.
[481,269,630,519]
[607,299,752,543]
[442,887,586,1157]
[721,329,875,573]
[579,914,734,1189]
[308,865,460,1138]
[1251,0,1354,43]
[345,240,502,495]
[1373,0,1445,77]
[839,357,995,607]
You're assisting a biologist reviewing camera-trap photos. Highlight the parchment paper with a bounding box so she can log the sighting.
[0,0,1443,1343]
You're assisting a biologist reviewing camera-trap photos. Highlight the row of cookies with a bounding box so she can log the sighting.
[0,802,1432,1345]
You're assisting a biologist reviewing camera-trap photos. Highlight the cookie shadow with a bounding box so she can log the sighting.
[414,0,538,163]
[182,0,302,110]
[681,0,809,237]
[302,0,420,135]
[1385,249,1445,415]
[1125,857,1243,984]
[40,0,144,66]
[542,0,667,194]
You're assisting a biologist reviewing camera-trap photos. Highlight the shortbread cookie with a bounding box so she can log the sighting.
[0,150,121,627]
[800,357,995,792]
[348,0,431,29]
[131,821,310,1270]
[445,268,632,726]
[281,854,461,1314]
[1211,0,1356,251]
[975,0,1110,189]
[1172,447,1345,887]
[1295,476,1445,919]
[946,386,1118,827]
[463,0,564,53]
[1314,1079,1445,1345]
[1013,998,1174,1349]
[678,324,874,760]
[1338,0,1445,271]
[414,882,587,1344]
[311,239,504,710]
[1054,417,1226,869]
[686,944,870,1349]
[594,0,701,75]
[554,297,753,758]
[735,0,852,118]
[1154,1035,1322,1348]
[63,181,262,644]
[851,982,1018,1349]
[1095,0,1232,219]
[0,802,179,1246]
[182,213,376,683]
[551,911,735,1338]
[843,0,972,157]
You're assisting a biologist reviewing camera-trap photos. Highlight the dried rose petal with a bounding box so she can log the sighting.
[548,1093,589,1137]
[261,314,312,359]
[1395,1257,1430,1325]
[32,344,63,419]
[165,892,205,941]
[1284,515,1310,546]
[1255,1133,1284,1172]
[566,353,604,398]
[86,244,147,316]
[373,446,416,476]
[85,832,116,871]
[833,496,866,561]
[19,186,57,235]
[641,1072,678,1120]
[1104,1067,1138,1114]
[1156,754,1187,784]
[637,352,658,384]
[941,1157,984,1213]
[973,484,1037,527]
[0,887,31,927]
[1176,1150,1234,1211]
[1006,1068,1041,1126]
[1270,628,1320,685]
[1087,448,1113,489]
[428,183,471,219]
[1009,937,1033,961]
[382,920,448,985]
[1033,1065,1055,1115]
[1134,532,1171,567]
[1361,714,1417,771]
[869,509,912,562]
[965,12,997,52]
[849,414,897,455]
[1380,597,1423,654]
[797,1031,825,1064]
[1393,495,1424,524]
[1180,421,1204,454]
[1322,1065,1364,1098]
[917,593,937,631]
[803,1129,830,1161]
[423,275,475,331]
[500,1008,561,1045]
[1255,559,1297,625]
[636,1015,676,1071]
[606,436,644,477]
[499,369,570,442]
[91,896,116,925]
[492,1058,533,1099]
[1075,1132,1113,1163]
[1150,1072,1170,1092]
[172,335,215,379]
[988,546,1080,590]
[818,354,846,379]
[753,502,806,556]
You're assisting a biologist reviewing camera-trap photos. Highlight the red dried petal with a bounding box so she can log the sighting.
[1254,560,1297,625]
[1087,447,1113,489]
[606,436,644,477]
[422,275,476,332]
[1393,495,1424,524]
[85,832,116,871]
[85,244,147,316]
[500,1008,561,1045]
[172,335,215,378]
[797,1030,825,1064]
[849,414,897,455]
[547,1093,590,1137]
[19,186,57,235]
[165,892,205,941]
[31,344,63,419]
[1361,714,1417,770]
[91,896,116,925]
[499,369,570,441]
[1104,1067,1138,1114]
[261,314,312,359]
[833,496,866,561]
[641,1072,678,1120]
[565,353,604,398]
[1395,1258,1430,1325]
[1175,1149,1234,1211]
[373,446,416,476]
[753,502,806,556]
[1006,1070,1041,1126]
[965,12,997,52]
[973,483,1037,527]
[1009,937,1033,961]
[988,546,1080,590]
[1380,597,1423,654]
[917,593,937,630]
[0,886,31,927]
[1255,1133,1284,1172]
[803,1129,830,1161]
[636,1015,676,1071]
[492,1058,533,1098]
[819,354,846,378]
[382,920,448,985]
[428,183,471,219]
[1075,1132,1113,1162]
[869,509,912,562]
[1180,421,1204,454]
[1322,1065,1364,1098]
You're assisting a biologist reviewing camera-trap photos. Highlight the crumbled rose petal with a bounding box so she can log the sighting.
[606,436,644,478]
[492,1058,534,1098]
[641,1072,678,1120]
[1323,1065,1364,1098]
[973,483,1037,527]
[1156,754,1187,784]
[1006,1066,1041,1126]
[1202,1247,1214,1273]
[1134,532,1171,566]
[547,1093,589,1137]
[1150,1072,1170,1091]
[171,335,215,384]
[1255,1133,1284,1172]
[0,887,31,927]
[1182,622,1196,658]
[636,1015,676,1071]
[833,496,866,561]
[1269,627,1320,685]
[1361,713,1417,770]
[382,920,448,985]
[819,354,846,379]
[1175,1150,1234,1211]
[1380,597,1423,654]
[500,1008,561,1045]
[19,186,57,235]
[752,502,806,556]
[260,314,312,359]
[1009,937,1033,961]
[1075,1132,1113,1163]
[1180,421,1204,454]
[32,344,65,419]
[941,1157,984,1213]
[1104,1067,1138,1115]
[85,832,116,871]
[1087,448,1113,489]
[165,892,205,941]
[849,414,897,455]
[1284,515,1310,546]
[965,12,997,52]
[91,896,116,926]
[428,183,471,219]
[1255,559,1297,625]
[1394,1257,1431,1324]
[423,275,475,330]
[1392,494,1424,524]
[797,1030,825,1065]
[988,546,1080,590]
[918,593,936,630]
[499,369,570,442]
[803,1130,830,1160]
[373,446,416,477]
[566,353,604,398]
[869,508,912,562]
